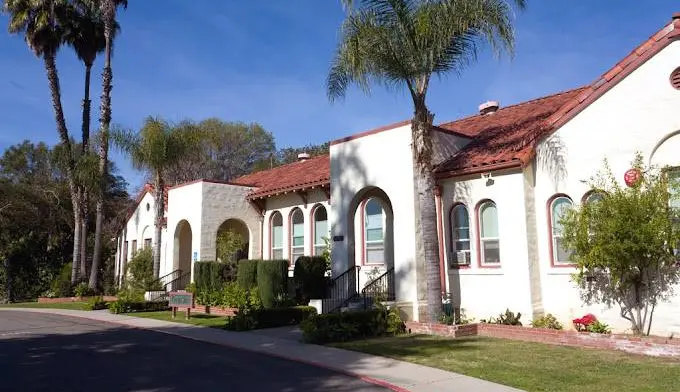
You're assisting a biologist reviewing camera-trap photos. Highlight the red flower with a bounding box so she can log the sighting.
[572,314,598,332]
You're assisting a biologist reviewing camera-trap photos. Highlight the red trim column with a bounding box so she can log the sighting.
[434,185,446,294]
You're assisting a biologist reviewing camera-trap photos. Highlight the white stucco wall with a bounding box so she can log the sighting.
[439,169,533,322]
[533,40,680,335]
[329,123,419,308]
[165,182,204,279]
[261,190,330,274]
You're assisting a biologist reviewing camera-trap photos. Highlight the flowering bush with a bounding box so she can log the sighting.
[573,313,610,333]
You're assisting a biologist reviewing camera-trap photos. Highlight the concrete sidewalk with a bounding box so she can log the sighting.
[0,308,523,392]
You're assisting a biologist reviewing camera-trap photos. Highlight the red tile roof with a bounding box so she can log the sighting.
[436,15,680,178]
[231,155,330,199]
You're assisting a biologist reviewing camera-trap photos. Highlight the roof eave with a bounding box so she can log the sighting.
[435,160,523,180]
[246,179,331,200]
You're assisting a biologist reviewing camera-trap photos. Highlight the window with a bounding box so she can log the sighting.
[270,212,283,259]
[144,238,152,249]
[549,196,574,265]
[290,209,305,264]
[364,198,385,264]
[313,206,328,256]
[132,240,138,256]
[584,191,604,205]
[478,201,500,266]
[123,241,128,262]
[668,170,680,210]
[449,204,471,266]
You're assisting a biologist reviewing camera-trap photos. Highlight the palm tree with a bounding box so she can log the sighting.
[113,117,202,278]
[2,0,82,284]
[90,0,126,289]
[329,0,525,322]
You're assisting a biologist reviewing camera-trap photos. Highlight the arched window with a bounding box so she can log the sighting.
[449,204,471,266]
[270,212,283,259]
[478,201,500,266]
[549,196,574,265]
[312,205,328,256]
[290,208,305,264]
[583,190,605,205]
[364,198,385,264]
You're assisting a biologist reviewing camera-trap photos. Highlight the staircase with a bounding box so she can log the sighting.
[321,266,360,313]
[146,269,192,302]
[361,267,395,309]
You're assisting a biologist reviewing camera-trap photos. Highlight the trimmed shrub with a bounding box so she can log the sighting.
[84,296,107,311]
[108,300,169,314]
[253,306,317,329]
[194,261,234,292]
[49,262,73,298]
[300,308,405,344]
[237,259,259,290]
[294,256,328,304]
[74,282,93,298]
[257,260,288,308]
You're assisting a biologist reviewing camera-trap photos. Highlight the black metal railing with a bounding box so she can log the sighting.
[151,269,182,289]
[148,271,191,302]
[361,267,395,309]
[321,266,360,313]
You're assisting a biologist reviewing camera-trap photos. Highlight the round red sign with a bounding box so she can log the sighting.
[624,168,642,187]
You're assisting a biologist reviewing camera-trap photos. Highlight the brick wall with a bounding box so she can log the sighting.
[38,296,118,303]
[405,321,680,357]
[191,305,237,317]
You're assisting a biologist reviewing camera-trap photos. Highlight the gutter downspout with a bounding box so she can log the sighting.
[434,185,446,294]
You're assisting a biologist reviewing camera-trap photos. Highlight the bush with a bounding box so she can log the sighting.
[294,256,328,304]
[300,307,405,344]
[253,306,317,328]
[74,282,93,298]
[531,313,563,330]
[125,248,161,292]
[573,313,611,334]
[483,309,522,326]
[49,263,73,298]
[194,261,235,292]
[84,296,107,311]
[108,300,169,314]
[257,260,289,308]
[237,259,259,290]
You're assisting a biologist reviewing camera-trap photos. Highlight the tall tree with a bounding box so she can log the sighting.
[113,117,202,278]
[90,0,126,289]
[329,0,525,322]
[3,0,83,284]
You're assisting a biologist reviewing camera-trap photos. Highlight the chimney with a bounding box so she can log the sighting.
[673,12,680,21]
[297,153,310,162]
[479,100,500,115]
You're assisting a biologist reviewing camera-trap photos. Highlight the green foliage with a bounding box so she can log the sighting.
[531,314,563,330]
[294,256,328,304]
[237,259,259,290]
[256,260,288,308]
[49,262,74,298]
[216,229,246,264]
[561,153,680,335]
[125,248,161,292]
[440,307,474,326]
[108,300,168,314]
[252,306,317,329]
[484,309,522,326]
[116,286,144,302]
[194,261,234,293]
[587,320,611,334]
[300,308,405,344]
[73,282,93,298]
[84,295,107,311]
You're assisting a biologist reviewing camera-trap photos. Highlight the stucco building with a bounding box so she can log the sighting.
[115,14,680,335]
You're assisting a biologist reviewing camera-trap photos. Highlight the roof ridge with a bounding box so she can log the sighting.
[439,86,589,127]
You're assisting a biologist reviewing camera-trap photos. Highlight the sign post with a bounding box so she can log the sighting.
[168,291,193,320]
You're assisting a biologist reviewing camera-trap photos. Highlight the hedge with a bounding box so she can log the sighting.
[293,256,328,303]
[300,308,405,344]
[108,300,169,314]
[252,306,317,328]
[257,259,289,308]
[237,259,259,290]
[194,261,235,292]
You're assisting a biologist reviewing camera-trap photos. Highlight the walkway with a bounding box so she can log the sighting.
[0,308,524,392]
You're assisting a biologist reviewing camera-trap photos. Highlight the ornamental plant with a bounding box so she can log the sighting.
[572,313,597,332]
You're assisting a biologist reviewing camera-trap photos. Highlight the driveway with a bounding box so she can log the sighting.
[0,310,389,392]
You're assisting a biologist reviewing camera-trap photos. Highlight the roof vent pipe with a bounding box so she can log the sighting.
[479,100,500,115]
[297,153,310,161]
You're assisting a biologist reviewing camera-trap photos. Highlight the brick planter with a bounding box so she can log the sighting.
[405,321,680,358]
[38,296,117,303]
[191,305,237,317]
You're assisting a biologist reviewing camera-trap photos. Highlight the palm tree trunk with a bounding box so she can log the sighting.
[411,100,442,323]
[80,64,92,284]
[153,171,164,278]
[89,2,115,290]
[79,197,89,279]
[3,255,12,303]
[43,50,80,285]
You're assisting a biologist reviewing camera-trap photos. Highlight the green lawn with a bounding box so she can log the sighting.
[127,311,229,329]
[0,301,90,310]
[333,335,680,392]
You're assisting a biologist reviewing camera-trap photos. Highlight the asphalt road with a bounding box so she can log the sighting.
[0,311,389,392]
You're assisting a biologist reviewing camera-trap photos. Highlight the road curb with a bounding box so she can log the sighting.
[0,308,411,392]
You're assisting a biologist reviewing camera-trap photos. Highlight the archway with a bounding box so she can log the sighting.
[173,220,192,275]
[216,219,250,263]
[346,186,395,271]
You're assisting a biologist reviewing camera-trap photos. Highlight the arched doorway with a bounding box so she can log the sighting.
[216,219,250,263]
[173,220,192,275]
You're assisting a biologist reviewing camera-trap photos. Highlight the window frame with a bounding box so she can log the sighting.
[476,200,501,268]
[362,198,385,265]
[547,195,575,267]
[311,204,328,257]
[270,211,284,260]
[131,240,138,257]
[449,203,471,267]
[289,208,305,265]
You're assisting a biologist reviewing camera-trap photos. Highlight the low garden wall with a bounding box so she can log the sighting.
[191,305,238,317]
[405,321,680,358]
[38,296,118,303]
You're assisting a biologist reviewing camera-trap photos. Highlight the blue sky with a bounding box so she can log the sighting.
[0,1,678,192]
